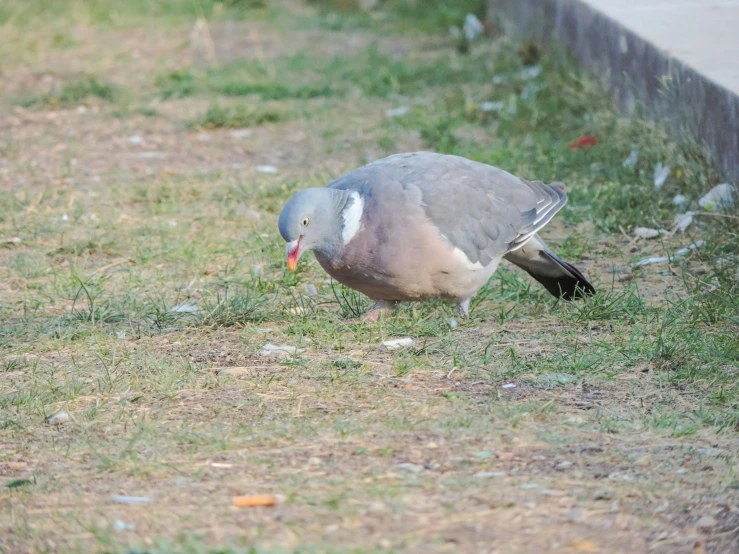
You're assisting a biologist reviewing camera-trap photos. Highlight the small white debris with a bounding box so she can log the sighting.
[396,462,423,473]
[474,471,507,478]
[1,353,38,366]
[46,411,71,425]
[653,163,670,189]
[114,520,135,531]
[539,489,565,497]
[170,302,201,314]
[251,264,262,279]
[502,383,516,389]
[674,240,704,256]
[304,284,318,297]
[260,344,305,358]
[566,507,583,522]
[715,255,737,270]
[636,240,704,266]
[235,202,261,220]
[229,129,252,139]
[633,227,667,239]
[636,256,669,267]
[537,372,577,386]
[255,165,278,174]
[696,446,723,456]
[134,151,166,159]
[520,483,539,489]
[381,338,414,351]
[672,211,694,233]
[217,367,250,376]
[76,105,87,113]
[288,306,305,315]
[696,515,718,529]
[672,194,688,207]
[60,213,69,222]
[127,135,143,145]
[520,81,547,100]
[463,13,484,42]
[385,106,409,118]
[113,495,151,504]
[556,460,574,469]
[520,65,542,80]
[608,471,635,482]
[699,183,735,211]
[449,317,458,329]
[3,237,21,245]
[622,150,639,168]
[479,101,504,112]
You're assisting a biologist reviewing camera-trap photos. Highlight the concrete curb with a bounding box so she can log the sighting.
[488,0,739,182]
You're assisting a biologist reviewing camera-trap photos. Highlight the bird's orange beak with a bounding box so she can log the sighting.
[286,238,301,272]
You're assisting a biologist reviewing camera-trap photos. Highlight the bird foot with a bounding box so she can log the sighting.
[361,309,383,323]
[344,300,396,324]
[342,310,383,324]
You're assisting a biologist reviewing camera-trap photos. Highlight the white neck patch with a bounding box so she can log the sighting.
[341,191,364,244]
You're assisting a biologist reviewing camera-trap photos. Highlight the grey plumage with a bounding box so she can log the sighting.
[278,152,595,317]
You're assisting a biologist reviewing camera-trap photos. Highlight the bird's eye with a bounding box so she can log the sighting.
[300,217,310,227]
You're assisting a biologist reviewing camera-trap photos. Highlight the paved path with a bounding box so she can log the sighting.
[584,0,739,95]
[489,0,739,181]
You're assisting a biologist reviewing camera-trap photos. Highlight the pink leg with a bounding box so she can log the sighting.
[344,300,396,323]
[367,300,397,319]
[361,309,382,323]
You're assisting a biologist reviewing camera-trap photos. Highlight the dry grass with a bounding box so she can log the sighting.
[1,1,738,553]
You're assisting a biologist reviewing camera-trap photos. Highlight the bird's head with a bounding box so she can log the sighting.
[278,188,358,271]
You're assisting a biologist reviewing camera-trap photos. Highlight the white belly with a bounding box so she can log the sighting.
[436,251,501,301]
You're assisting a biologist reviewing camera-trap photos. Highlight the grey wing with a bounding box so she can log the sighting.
[335,152,568,266]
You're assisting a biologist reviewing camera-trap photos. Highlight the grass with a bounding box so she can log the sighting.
[157,64,337,101]
[192,103,288,128]
[0,0,269,28]
[155,47,493,101]
[1,0,738,552]
[17,75,120,108]
[307,0,487,34]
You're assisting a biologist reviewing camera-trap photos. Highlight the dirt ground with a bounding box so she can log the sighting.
[1,1,738,553]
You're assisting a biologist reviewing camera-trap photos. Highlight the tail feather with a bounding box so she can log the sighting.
[503,234,595,300]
